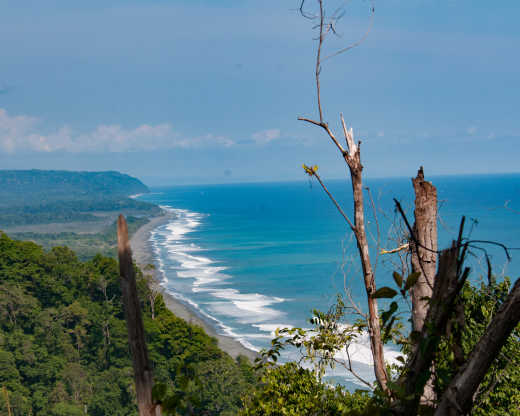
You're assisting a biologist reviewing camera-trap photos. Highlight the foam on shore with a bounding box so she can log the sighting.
[145,205,403,388]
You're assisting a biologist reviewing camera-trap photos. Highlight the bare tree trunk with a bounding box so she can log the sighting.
[395,239,469,415]
[117,215,158,416]
[434,278,520,416]
[349,162,388,391]
[410,167,438,332]
[410,167,438,404]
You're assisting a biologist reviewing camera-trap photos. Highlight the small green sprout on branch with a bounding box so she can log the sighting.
[303,163,319,177]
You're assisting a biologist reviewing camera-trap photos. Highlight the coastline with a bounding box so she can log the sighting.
[130,211,258,362]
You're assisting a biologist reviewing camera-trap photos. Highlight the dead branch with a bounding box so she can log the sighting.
[304,166,355,232]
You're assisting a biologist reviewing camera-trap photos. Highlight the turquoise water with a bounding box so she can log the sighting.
[138,174,520,387]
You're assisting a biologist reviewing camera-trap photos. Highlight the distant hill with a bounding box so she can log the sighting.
[0,170,149,207]
[0,170,160,227]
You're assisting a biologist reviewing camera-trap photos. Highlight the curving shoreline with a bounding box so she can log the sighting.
[129,212,258,362]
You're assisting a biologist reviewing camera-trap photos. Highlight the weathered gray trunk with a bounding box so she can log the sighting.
[410,167,438,332]
[117,215,157,416]
[394,242,469,415]
[410,167,438,404]
[346,150,389,392]
[434,278,520,416]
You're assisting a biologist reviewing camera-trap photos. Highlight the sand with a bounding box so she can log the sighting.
[130,212,258,362]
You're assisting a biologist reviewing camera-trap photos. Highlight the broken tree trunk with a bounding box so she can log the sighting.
[434,277,520,416]
[117,215,157,416]
[410,167,438,404]
[394,235,470,415]
[411,166,438,332]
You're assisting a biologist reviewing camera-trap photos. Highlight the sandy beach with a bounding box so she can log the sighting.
[130,212,258,362]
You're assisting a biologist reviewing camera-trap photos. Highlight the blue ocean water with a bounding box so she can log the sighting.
[137,174,520,387]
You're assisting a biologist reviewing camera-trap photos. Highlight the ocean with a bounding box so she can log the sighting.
[137,174,520,388]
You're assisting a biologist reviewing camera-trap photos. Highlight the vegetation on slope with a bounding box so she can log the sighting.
[0,170,159,227]
[10,216,149,261]
[0,233,256,415]
[242,279,520,415]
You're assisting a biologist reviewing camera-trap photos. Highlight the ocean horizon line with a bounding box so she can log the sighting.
[142,171,520,189]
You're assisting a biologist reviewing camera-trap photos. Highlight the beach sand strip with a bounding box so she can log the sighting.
[130,212,258,362]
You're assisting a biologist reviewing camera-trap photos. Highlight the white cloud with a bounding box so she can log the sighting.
[251,129,281,145]
[0,108,234,153]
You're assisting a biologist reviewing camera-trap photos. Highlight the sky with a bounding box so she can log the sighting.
[0,0,518,185]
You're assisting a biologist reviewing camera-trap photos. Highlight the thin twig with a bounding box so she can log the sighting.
[311,170,356,232]
[317,0,325,122]
[298,117,346,154]
[365,186,381,278]
[321,2,376,63]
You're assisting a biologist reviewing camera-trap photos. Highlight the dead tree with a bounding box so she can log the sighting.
[117,215,158,416]
[390,208,520,415]
[298,0,388,391]
[410,167,438,404]
[393,235,469,415]
[410,167,438,332]
[296,1,520,409]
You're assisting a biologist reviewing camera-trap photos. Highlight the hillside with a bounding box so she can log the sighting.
[0,170,161,258]
[0,233,256,415]
[0,169,160,228]
[0,170,149,206]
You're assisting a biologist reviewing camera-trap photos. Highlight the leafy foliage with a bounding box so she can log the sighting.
[0,232,256,415]
[11,216,149,260]
[248,276,520,415]
[241,362,371,416]
[435,279,520,415]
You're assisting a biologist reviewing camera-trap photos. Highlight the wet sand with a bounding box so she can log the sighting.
[130,212,258,362]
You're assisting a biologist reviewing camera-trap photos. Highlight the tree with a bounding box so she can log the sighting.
[250,2,520,414]
[143,264,161,321]
[297,0,388,391]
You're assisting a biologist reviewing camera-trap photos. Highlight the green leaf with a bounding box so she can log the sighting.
[382,302,398,326]
[383,316,396,340]
[392,271,403,288]
[404,272,421,291]
[373,287,398,299]
[152,383,167,402]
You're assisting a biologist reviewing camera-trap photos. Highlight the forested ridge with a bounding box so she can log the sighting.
[0,170,148,204]
[0,232,255,415]
[0,170,159,227]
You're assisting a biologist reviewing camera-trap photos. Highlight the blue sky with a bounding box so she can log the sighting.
[0,0,518,185]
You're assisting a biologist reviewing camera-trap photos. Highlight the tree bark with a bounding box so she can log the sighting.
[434,278,520,416]
[345,149,389,392]
[117,215,157,416]
[411,167,438,332]
[410,167,438,404]
[395,243,469,415]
